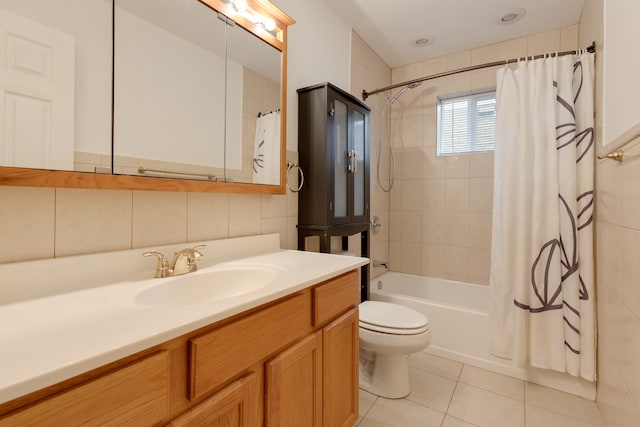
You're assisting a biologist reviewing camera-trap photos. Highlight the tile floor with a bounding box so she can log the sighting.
[355,352,605,427]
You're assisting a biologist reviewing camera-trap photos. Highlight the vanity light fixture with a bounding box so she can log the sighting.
[497,8,526,24]
[228,0,278,36]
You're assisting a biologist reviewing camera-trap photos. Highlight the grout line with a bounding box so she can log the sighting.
[443,373,459,416]
[356,390,378,426]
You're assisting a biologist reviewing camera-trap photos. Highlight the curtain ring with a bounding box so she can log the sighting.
[286,161,304,192]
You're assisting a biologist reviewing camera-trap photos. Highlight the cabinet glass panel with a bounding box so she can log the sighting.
[353,110,365,216]
[333,99,348,218]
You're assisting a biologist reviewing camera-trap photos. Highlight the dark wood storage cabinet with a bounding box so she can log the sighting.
[297,82,371,301]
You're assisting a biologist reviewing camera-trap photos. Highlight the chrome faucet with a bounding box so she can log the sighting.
[143,245,205,278]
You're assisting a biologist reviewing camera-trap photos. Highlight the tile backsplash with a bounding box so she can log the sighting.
[0,154,299,264]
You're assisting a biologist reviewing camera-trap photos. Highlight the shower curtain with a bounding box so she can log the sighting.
[489,52,596,381]
[252,111,281,185]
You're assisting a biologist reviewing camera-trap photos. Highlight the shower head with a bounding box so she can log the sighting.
[388,82,422,104]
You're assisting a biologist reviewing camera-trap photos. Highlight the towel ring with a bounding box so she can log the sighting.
[286,161,304,192]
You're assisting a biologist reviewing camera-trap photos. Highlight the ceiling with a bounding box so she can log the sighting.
[322,0,587,68]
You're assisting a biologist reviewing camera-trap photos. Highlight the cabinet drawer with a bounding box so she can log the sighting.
[312,270,359,327]
[0,351,169,427]
[189,292,312,400]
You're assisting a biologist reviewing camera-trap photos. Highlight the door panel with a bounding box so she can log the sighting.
[0,9,75,170]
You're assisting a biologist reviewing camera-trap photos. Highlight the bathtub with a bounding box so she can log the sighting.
[370,271,596,400]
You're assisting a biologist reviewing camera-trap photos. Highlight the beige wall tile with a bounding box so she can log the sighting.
[423,109,438,147]
[389,210,402,241]
[423,57,446,75]
[471,67,498,90]
[402,180,423,211]
[56,189,132,257]
[527,29,561,56]
[618,160,640,230]
[0,187,55,263]
[446,73,472,94]
[444,246,469,282]
[498,37,528,60]
[469,247,491,285]
[469,214,492,249]
[389,240,402,271]
[286,216,298,250]
[445,179,470,213]
[187,192,229,242]
[444,155,470,178]
[401,211,423,243]
[469,178,494,214]
[619,229,640,318]
[395,111,424,149]
[444,213,469,247]
[228,194,262,237]
[132,191,187,248]
[401,149,425,179]
[261,194,287,218]
[401,242,422,275]
[469,153,494,177]
[422,179,445,212]
[422,244,444,276]
[261,217,287,248]
[423,148,445,179]
[446,50,472,70]
[422,211,445,245]
[471,44,499,66]
[560,25,580,51]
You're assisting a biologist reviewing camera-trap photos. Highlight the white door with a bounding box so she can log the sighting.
[0,8,75,170]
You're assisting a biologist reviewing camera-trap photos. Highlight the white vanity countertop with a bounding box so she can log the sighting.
[0,234,368,404]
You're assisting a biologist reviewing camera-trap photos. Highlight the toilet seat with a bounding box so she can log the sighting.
[359,301,429,335]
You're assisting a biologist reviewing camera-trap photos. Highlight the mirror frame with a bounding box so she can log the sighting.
[0,0,294,194]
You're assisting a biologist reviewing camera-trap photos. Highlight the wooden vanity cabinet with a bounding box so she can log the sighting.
[0,269,360,427]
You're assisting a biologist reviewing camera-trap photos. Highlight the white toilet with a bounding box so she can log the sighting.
[358,301,431,398]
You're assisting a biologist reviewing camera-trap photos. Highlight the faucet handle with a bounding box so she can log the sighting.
[143,251,171,278]
[191,244,206,259]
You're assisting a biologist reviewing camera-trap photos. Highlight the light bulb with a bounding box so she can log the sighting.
[232,0,247,13]
[264,17,276,32]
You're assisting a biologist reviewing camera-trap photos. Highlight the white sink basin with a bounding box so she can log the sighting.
[134,264,282,307]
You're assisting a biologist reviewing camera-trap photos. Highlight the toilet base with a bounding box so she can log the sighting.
[359,349,410,399]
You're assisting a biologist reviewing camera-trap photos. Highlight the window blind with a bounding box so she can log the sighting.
[437,91,496,155]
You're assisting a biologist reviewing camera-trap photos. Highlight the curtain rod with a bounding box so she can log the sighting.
[362,41,596,101]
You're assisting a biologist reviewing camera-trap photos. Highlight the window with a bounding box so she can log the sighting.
[437,90,496,155]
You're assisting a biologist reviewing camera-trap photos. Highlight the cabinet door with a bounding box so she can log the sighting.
[332,97,349,222]
[168,373,257,427]
[323,308,359,427]
[351,107,367,219]
[265,331,323,427]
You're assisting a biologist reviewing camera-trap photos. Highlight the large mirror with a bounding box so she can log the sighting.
[0,0,112,172]
[0,0,292,192]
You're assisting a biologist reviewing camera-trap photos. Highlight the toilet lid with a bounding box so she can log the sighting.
[359,301,429,334]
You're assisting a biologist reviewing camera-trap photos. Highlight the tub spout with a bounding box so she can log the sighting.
[373,260,389,269]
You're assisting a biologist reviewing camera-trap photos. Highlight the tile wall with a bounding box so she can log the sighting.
[350,32,392,279]
[0,153,299,264]
[580,0,640,424]
[387,25,580,285]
